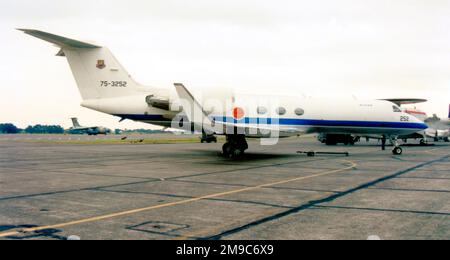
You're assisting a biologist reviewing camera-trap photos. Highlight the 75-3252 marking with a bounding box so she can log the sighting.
[100,81,127,87]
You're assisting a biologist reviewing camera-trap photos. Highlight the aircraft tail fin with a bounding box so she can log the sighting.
[20,29,142,100]
[71,118,81,128]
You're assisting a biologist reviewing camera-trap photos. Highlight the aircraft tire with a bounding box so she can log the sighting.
[392,147,403,155]
[222,143,233,157]
[231,149,244,159]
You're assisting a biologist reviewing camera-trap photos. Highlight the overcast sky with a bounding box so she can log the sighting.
[1,0,449,129]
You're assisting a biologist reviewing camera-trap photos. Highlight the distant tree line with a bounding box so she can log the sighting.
[1,123,164,135]
[0,123,64,134]
[0,123,21,134]
[24,125,64,134]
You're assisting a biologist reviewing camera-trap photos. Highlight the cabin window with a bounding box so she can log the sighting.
[295,108,305,116]
[276,107,287,116]
[393,106,402,113]
[257,106,268,115]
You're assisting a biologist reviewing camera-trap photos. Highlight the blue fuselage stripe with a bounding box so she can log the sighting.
[214,117,427,130]
[114,114,428,130]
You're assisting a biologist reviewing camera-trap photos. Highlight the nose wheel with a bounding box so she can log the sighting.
[389,137,403,155]
[392,147,403,155]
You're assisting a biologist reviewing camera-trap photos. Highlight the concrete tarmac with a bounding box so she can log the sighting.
[0,135,448,240]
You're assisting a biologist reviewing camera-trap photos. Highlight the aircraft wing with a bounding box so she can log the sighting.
[174,83,214,131]
[380,98,427,106]
[173,83,302,137]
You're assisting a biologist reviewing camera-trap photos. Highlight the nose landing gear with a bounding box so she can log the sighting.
[392,146,403,155]
[390,137,403,155]
[381,136,403,155]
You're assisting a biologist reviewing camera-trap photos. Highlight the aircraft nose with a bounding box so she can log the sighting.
[406,113,428,130]
[419,122,428,130]
[413,118,428,130]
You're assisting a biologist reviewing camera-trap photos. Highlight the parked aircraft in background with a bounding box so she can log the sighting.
[21,29,428,157]
[424,107,450,142]
[68,117,111,135]
[390,106,449,143]
[426,105,450,127]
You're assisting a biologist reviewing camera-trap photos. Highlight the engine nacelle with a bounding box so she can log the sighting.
[318,134,358,146]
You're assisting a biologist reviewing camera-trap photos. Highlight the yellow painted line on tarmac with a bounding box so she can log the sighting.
[173,160,360,241]
[0,160,357,238]
[174,189,340,241]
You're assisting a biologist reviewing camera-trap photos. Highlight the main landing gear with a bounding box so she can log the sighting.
[222,135,248,159]
[381,135,403,155]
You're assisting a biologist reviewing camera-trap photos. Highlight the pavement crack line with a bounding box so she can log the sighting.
[0,157,330,202]
[314,205,450,216]
[203,154,449,240]
[0,160,357,238]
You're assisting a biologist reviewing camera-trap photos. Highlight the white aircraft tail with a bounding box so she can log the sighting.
[19,29,142,100]
[71,117,81,128]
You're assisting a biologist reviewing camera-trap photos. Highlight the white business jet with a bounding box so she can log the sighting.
[20,29,427,157]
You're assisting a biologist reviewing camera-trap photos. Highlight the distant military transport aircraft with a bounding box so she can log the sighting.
[68,117,111,136]
[20,29,428,158]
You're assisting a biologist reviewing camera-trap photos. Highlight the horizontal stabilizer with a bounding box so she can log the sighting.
[18,29,101,49]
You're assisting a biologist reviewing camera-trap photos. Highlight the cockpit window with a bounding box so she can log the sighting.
[393,106,402,113]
